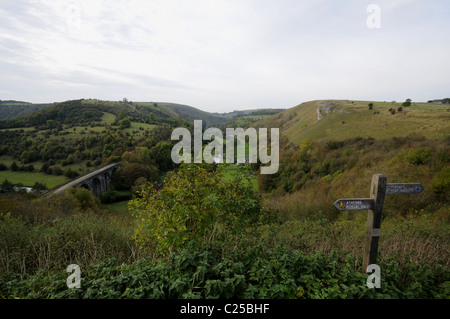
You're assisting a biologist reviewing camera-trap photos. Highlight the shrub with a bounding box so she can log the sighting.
[129,165,260,257]
[118,117,131,129]
[52,166,64,175]
[32,182,48,192]
[65,168,79,179]
[432,166,450,200]
[111,162,157,191]
[40,162,49,173]
[0,179,14,193]
[50,187,100,212]
[407,147,432,165]
[402,99,412,107]
[20,151,39,164]
[10,162,18,171]
[100,190,119,204]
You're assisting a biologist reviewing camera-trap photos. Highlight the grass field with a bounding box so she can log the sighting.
[0,170,68,188]
[222,164,258,192]
[0,155,16,167]
[102,200,130,215]
[0,156,71,188]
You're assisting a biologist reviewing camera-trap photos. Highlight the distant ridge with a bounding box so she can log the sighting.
[0,100,51,121]
[0,98,283,129]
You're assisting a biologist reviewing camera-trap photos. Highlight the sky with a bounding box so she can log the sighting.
[0,0,449,113]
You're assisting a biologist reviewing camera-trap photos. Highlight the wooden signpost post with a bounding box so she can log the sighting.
[333,174,424,273]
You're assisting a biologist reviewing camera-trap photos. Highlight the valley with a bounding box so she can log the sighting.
[0,97,448,299]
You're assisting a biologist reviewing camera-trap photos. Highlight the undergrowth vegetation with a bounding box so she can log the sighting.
[261,135,450,222]
[0,136,449,299]
[1,241,448,299]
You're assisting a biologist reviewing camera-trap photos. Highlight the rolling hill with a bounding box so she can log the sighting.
[0,98,284,129]
[0,99,206,129]
[0,100,51,121]
[252,99,449,226]
[0,98,283,189]
[255,99,450,145]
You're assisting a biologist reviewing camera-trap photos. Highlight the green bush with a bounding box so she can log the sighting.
[100,190,116,204]
[129,165,260,257]
[432,166,450,199]
[10,162,18,171]
[407,147,432,165]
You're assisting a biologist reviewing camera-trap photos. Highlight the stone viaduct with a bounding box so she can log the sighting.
[46,163,120,198]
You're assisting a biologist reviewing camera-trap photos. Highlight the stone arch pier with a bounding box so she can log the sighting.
[46,163,120,198]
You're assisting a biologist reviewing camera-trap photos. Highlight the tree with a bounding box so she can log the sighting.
[118,116,131,129]
[10,161,18,171]
[65,168,79,179]
[0,179,14,192]
[66,155,75,165]
[21,150,38,164]
[40,162,49,173]
[129,165,260,256]
[56,187,100,211]
[111,162,157,190]
[151,141,176,171]
[402,98,412,107]
[52,166,63,175]
[46,119,56,129]
[32,182,48,193]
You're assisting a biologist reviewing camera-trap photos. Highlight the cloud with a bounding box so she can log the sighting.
[0,0,449,111]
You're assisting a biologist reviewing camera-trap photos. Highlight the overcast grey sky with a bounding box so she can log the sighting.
[0,0,449,113]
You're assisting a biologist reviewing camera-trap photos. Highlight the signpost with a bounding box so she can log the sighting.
[333,174,424,273]
[333,199,373,210]
[386,183,424,195]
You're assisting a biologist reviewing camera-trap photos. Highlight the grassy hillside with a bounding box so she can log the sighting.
[0,100,165,191]
[257,100,450,145]
[0,99,189,129]
[155,102,229,127]
[252,101,449,259]
[0,100,50,121]
[0,98,284,130]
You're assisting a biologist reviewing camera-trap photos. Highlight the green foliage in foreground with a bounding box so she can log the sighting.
[0,165,448,300]
[1,242,448,299]
[129,164,261,257]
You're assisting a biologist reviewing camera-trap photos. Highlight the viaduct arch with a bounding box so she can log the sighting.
[46,163,120,198]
